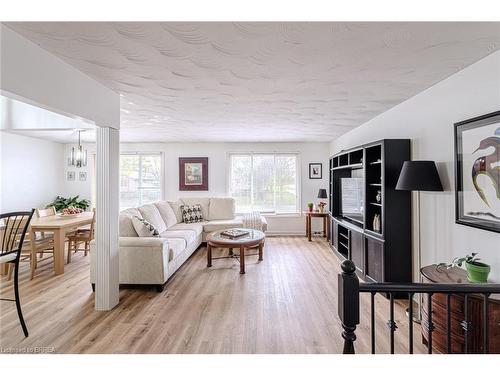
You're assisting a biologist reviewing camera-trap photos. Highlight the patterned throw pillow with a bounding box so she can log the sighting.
[131,216,160,237]
[181,204,204,223]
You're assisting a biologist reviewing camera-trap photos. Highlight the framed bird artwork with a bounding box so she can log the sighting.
[455,110,500,233]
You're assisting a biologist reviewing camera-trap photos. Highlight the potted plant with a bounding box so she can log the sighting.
[46,195,90,213]
[449,253,490,283]
[307,202,314,212]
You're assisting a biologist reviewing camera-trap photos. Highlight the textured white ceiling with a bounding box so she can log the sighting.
[4,22,500,142]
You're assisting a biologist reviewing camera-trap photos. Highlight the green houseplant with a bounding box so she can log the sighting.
[449,253,490,283]
[46,195,90,213]
[307,202,314,212]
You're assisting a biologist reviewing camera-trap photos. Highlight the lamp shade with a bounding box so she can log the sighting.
[317,188,328,199]
[396,161,443,192]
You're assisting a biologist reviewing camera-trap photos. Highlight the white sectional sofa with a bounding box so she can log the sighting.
[90,197,267,291]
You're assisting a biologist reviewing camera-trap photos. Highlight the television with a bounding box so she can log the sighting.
[341,178,364,223]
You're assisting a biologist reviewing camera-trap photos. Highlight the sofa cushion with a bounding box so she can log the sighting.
[138,204,167,234]
[202,217,244,233]
[160,230,199,249]
[168,222,204,237]
[181,197,210,219]
[131,216,160,237]
[168,200,184,223]
[119,208,142,237]
[153,201,177,228]
[208,198,235,220]
[181,204,204,223]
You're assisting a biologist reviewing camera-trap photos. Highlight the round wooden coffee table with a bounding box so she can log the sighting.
[206,228,265,274]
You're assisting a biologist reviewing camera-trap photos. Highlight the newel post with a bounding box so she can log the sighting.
[338,259,360,354]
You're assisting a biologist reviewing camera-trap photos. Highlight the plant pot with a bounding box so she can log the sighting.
[465,261,490,283]
[308,207,313,212]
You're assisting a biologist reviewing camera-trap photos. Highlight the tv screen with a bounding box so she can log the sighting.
[341,178,364,223]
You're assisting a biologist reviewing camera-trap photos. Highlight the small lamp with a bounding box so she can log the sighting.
[317,189,328,212]
[317,189,328,199]
[396,160,443,322]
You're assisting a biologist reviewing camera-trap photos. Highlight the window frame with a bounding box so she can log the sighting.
[227,151,301,215]
[119,151,164,210]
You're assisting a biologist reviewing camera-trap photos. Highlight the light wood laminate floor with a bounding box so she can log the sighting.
[0,237,425,354]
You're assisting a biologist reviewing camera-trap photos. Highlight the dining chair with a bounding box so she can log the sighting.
[0,210,35,337]
[12,206,60,280]
[66,208,96,263]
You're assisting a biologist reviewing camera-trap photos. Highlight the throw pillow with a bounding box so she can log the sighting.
[181,204,204,224]
[154,201,177,228]
[137,204,167,234]
[167,200,184,223]
[131,216,160,237]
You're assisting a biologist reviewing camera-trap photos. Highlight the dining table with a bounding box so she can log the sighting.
[29,211,94,275]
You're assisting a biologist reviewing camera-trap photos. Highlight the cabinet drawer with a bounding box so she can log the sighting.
[422,293,465,315]
[422,298,465,336]
[421,310,465,354]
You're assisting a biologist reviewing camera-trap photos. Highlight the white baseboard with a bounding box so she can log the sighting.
[265,231,305,236]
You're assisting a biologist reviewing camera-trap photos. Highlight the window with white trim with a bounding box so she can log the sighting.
[119,153,162,210]
[228,153,300,214]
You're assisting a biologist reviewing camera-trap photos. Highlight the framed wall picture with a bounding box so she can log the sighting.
[79,172,87,181]
[309,163,322,179]
[179,157,208,191]
[454,110,500,233]
[67,171,75,181]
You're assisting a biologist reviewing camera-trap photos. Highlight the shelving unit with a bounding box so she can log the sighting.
[365,144,383,235]
[329,139,411,286]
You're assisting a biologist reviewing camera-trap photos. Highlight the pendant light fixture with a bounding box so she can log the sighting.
[70,130,87,168]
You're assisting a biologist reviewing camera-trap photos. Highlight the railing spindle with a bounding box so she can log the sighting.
[408,292,413,354]
[387,292,397,354]
[371,292,376,354]
[483,293,489,354]
[427,292,433,354]
[447,293,452,354]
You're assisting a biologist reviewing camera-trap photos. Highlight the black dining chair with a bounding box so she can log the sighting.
[0,209,34,337]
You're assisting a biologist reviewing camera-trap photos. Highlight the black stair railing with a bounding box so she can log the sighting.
[338,259,500,354]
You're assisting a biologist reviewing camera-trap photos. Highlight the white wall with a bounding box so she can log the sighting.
[330,50,500,281]
[0,132,65,212]
[122,142,330,234]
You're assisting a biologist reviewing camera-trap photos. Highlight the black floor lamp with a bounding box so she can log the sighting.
[396,160,443,322]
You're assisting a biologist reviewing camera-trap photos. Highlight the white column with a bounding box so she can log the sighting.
[95,127,120,310]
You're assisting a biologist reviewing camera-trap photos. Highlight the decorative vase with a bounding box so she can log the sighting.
[373,214,380,232]
[375,190,381,203]
[465,261,490,283]
[318,206,324,213]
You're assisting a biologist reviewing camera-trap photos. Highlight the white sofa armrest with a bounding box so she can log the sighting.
[90,237,170,285]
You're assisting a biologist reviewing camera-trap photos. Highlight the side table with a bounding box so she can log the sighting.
[304,211,330,242]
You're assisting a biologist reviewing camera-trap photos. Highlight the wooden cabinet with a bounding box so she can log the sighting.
[421,265,500,353]
[365,237,384,282]
[329,139,411,285]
